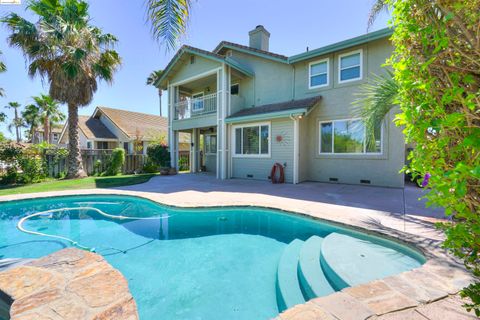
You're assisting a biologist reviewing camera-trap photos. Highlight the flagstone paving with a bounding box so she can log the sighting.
[0,248,138,320]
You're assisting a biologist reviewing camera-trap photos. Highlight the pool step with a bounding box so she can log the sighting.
[320,232,421,289]
[276,239,305,312]
[298,236,335,300]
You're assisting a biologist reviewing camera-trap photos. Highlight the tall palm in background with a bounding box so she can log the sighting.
[4,102,24,142]
[3,0,121,178]
[22,103,42,143]
[147,70,163,116]
[34,95,65,144]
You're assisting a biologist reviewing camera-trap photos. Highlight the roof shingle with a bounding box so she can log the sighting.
[78,116,116,140]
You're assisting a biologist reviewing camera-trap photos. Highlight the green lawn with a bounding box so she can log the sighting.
[0,173,157,196]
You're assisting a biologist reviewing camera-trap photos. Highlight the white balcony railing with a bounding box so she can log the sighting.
[174,92,218,120]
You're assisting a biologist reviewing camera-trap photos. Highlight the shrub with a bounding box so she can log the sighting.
[389,0,480,314]
[105,148,125,176]
[93,159,102,176]
[0,143,46,184]
[142,160,159,173]
[178,155,189,171]
[146,143,170,167]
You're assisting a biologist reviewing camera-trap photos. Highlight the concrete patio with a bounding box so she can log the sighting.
[118,173,446,219]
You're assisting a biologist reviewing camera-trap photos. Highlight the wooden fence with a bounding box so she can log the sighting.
[44,149,147,177]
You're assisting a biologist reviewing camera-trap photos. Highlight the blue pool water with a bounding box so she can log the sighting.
[0,195,425,319]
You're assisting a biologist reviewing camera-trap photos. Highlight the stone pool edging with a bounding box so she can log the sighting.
[0,189,477,319]
[0,248,138,320]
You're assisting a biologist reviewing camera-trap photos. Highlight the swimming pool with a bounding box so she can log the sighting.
[0,195,425,319]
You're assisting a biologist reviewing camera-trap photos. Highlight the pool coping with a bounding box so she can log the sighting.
[0,188,476,319]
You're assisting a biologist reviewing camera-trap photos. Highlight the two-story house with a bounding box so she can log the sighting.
[156,26,404,187]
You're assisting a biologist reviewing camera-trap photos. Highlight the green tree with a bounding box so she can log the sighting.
[4,102,24,142]
[35,95,65,144]
[146,0,191,49]
[2,0,121,178]
[386,0,480,314]
[147,70,163,116]
[22,103,42,142]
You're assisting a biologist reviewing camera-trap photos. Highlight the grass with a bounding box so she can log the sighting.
[0,173,157,196]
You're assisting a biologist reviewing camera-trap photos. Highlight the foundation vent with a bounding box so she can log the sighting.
[360,179,371,184]
[329,178,338,182]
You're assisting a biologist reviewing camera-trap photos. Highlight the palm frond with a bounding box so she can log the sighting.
[352,70,399,147]
[146,0,191,50]
[146,69,163,85]
[368,0,390,30]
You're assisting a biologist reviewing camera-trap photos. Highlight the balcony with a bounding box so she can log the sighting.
[174,92,217,120]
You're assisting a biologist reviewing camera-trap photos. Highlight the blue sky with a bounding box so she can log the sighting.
[0,0,389,139]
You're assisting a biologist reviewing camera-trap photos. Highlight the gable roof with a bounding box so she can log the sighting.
[154,45,254,88]
[94,107,168,140]
[78,116,117,140]
[214,41,289,63]
[226,96,321,123]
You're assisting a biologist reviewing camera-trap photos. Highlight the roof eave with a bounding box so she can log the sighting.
[288,28,393,63]
[215,43,289,64]
[225,108,308,124]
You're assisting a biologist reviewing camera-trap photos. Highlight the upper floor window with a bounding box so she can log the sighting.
[339,50,362,83]
[233,123,270,157]
[309,58,329,89]
[319,118,382,154]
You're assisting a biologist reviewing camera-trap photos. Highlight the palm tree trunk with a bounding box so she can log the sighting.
[66,103,87,179]
[43,116,49,143]
[14,108,20,143]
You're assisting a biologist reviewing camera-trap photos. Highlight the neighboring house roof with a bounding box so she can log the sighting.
[78,115,117,140]
[155,45,254,88]
[288,28,393,63]
[94,107,169,141]
[213,41,289,63]
[226,96,322,123]
[36,125,64,134]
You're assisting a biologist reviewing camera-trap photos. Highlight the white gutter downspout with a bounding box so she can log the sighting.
[289,114,301,185]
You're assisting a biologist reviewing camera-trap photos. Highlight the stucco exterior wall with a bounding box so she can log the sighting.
[231,118,294,183]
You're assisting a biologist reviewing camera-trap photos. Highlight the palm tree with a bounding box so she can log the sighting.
[33,95,65,144]
[3,0,121,178]
[0,50,5,97]
[146,0,191,49]
[22,103,42,143]
[368,0,390,30]
[147,70,164,116]
[353,71,399,147]
[4,102,23,142]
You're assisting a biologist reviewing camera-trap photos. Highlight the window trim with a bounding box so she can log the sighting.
[308,58,329,89]
[318,117,383,155]
[232,122,271,158]
[338,49,363,84]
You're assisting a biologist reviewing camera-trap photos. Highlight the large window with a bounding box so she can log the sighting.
[339,50,362,83]
[234,123,270,157]
[309,59,329,89]
[205,135,217,154]
[320,119,382,154]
